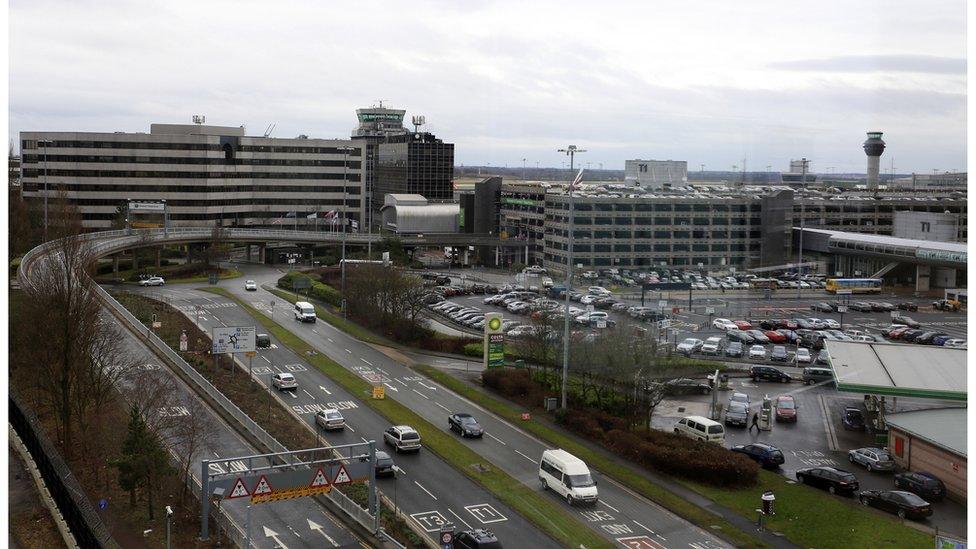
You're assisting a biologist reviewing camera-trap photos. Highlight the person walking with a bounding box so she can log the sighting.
[750,412,760,433]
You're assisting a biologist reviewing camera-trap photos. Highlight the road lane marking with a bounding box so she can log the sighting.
[414,481,438,500]
[288,391,298,399]
[319,385,332,395]
[312,328,318,334]
[262,356,272,363]
[360,358,372,366]
[514,450,538,464]
[395,378,407,387]
[448,508,473,530]
[327,338,334,343]
[485,433,507,445]
[600,500,620,513]
[434,402,451,413]
[303,389,316,400]
[820,394,840,451]
[345,348,352,354]
[345,424,355,433]
[417,381,437,391]
[412,389,430,400]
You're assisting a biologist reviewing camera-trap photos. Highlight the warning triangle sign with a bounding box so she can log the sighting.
[310,468,330,488]
[332,464,351,485]
[228,478,250,499]
[252,475,273,495]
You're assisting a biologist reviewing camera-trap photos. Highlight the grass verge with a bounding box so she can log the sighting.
[416,365,935,549]
[202,287,612,549]
[267,287,387,345]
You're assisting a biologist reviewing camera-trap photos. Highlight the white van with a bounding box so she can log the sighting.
[294,301,317,323]
[673,415,725,444]
[539,449,598,506]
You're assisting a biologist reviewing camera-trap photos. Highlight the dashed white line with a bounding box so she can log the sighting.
[327,337,334,343]
[360,358,372,366]
[434,402,451,413]
[448,508,473,530]
[345,424,355,433]
[485,433,507,445]
[261,356,272,363]
[600,500,620,513]
[303,389,316,400]
[514,450,538,464]
[414,481,438,500]
[395,378,407,387]
[345,348,352,354]
[633,520,653,534]
[412,389,430,400]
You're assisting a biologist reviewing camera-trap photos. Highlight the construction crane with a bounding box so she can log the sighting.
[263,123,276,138]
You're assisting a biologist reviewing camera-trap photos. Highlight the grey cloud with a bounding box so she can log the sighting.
[770,54,966,74]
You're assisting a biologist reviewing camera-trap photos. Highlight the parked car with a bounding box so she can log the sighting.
[943,339,967,348]
[139,276,165,287]
[842,407,865,431]
[802,366,833,385]
[849,302,874,312]
[764,330,787,343]
[448,413,485,438]
[724,401,749,427]
[314,408,345,431]
[712,318,736,331]
[746,330,770,343]
[244,279,257,291]
[725,341,744,358]
[731,443,785,468]
[848,447,895,472]
[664,378,712,395]
[733,320,753,330]
[795,348,812,364]
[272,372,298,391]
[900,329,926,343]
[858,490,932,520]
[896,302,919,312]
[726,329,755,344]
[750,366,791,383]
[821,318,841,329]
[815,349,830,365]
[795,467,859,495]
[811,302,834,312]
[700,337,724,355]
[774,395,797,422]
[677,338,704,356]
[748,345,767,360]
[893,472,946,502]
[453,529,502,549]
[383,425,422,453]
[769,345,788,362]
[915,332,948,345]
[892,316,921,328]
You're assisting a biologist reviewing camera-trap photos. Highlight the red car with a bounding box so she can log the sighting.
[774,395,797,422]
[888,327,912,340]
[764,330,787,343]
[733,320,753,330]
[778,319,799,330]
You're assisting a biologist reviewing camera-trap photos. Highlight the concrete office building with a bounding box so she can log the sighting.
[374,132,454,211]
[893,211,963,242]
[890,172,968,191]
[624,160,687,189]
[351,104,409,229]
[498,181,547,266]
[20,121,362,229]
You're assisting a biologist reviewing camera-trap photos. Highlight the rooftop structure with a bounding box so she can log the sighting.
[824,340,966,401]
[884,408,967,458]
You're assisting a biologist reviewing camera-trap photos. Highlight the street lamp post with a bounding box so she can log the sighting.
[558,145,585,410]
[338,146,355,317]
[796,158,809,299]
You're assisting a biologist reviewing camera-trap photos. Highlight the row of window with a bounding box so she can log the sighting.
[547,243,759,253]
[541,254,750,267]
[546,202,760,212]
[22,154,362,168]
[21,140,363,155]
[65,198,362,208]
[546,230,758,239]
[22,169,360,181]
[545,216,762,226]
[21,183,361,194]
[79,212,362,222]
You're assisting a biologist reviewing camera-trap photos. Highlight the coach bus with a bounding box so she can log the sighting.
[825,278,883,294]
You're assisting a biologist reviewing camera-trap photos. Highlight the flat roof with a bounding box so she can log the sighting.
[801,228,967,254]
[825,340,967,401]
[884,408,967,457]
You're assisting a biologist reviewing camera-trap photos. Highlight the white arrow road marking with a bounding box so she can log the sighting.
[360,358,372,366]
[319,385,332,395]
[383,383,399,393]
[306,519,339,547]
[485,433,506,445]
[263,526,289,548]
[417,381,437,391]
[393,465,407,476]
[448,508,474,530]
[303,389,316,400]
[434,402,451,413]
[414,481,438,500]
[412,389,430,400]
[514,450,538,464]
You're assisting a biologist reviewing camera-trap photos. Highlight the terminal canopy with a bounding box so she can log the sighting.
[825,340,967,401]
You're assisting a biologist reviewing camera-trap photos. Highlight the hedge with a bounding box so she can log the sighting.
[278,271,341,307]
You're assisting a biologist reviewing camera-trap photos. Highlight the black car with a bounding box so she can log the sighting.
[770,345,789,362]
[725,342,744,358]
[726,329,755,344]
[374,450,396,477]
[842,407,865,431]
[256,333,272,348]
[896,302,919,312]
[811,302,834,312]
[894,472,946,502]
[900,329,926,343]
[731,443,785,468]
[750,366,791,383]
[859,490,933,520]
[795,467,859,496]
[914,332,948,345]
[849,302,874,312]
[664,378,712,395]
[454,529,502,549]
[816,349,830,365]
[448,413,484,438]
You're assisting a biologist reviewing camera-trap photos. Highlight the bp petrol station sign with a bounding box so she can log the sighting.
[484,313,505,369]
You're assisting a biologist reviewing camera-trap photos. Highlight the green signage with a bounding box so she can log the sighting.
[483,313,505,368]
[502,198,539,207]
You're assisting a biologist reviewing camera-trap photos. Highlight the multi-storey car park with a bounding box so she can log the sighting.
[20,122,364,230]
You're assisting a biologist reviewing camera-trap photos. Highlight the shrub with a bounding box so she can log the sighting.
[463,343,482,357]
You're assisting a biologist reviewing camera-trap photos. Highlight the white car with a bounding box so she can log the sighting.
[587,286,612,296]
[701,337,723,355]
[542,277,554,288]
[579,295,598,305]
[795,348,812,364]
[244,279,257,291]
[943,339,967,348]
[677,338,704,355]
[575,311,609,326]
[748,345,767,360]
[821,318,841,329]
[272,372,298,391]
[315,408,345,430]
[712,318,736,331]
[139,276,165,287]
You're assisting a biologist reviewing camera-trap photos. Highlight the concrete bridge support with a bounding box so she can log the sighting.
[155,248,162,268]
[915,264,931,292]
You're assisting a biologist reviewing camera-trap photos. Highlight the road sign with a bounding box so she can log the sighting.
[596,320,607,329]
[245,351,257,358]
[294,277,311,290]
[658,300,668,309]
[372,385,385,399]
[179,331,188,352]
[98,499,108,510]
[152,321,162,329]
[837,306,848,313]
[310,468,330,488]
[333,465,351,485]
[228,478,250,499]
[705,307,715,315]
[252,475,272,495]
[440,529,455,549]
[212,326,256,353]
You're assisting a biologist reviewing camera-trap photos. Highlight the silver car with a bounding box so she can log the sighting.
[848,447,895,472]
[315,408,345,431]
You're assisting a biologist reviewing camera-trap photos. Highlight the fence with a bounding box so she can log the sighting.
[9,392,121,549]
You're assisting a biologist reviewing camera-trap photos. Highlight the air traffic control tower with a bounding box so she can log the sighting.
[863,131,886,189]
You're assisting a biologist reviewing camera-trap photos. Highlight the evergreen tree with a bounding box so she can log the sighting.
[113,405,172,519]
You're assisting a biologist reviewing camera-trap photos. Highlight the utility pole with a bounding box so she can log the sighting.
[796,158,809,299]
[558,145,585,410]
[338,146,355,317]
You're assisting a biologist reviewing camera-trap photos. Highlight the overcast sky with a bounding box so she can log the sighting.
[9,0,967,174]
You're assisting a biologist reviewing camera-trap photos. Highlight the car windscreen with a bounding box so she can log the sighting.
[777,400,795,409]
[401,432,420,440]
[707,425,724,434]
[567,473,594,487]
[460,417,478,425]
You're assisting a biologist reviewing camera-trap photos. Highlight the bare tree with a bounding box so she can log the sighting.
[205,221,230,269]
[172,397,215,501]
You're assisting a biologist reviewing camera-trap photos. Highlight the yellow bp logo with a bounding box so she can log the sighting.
[488,317,502,332]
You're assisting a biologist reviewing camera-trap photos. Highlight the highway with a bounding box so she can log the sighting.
[108,309,364,548]
[128,283,562,549]
[138,262,732,549]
